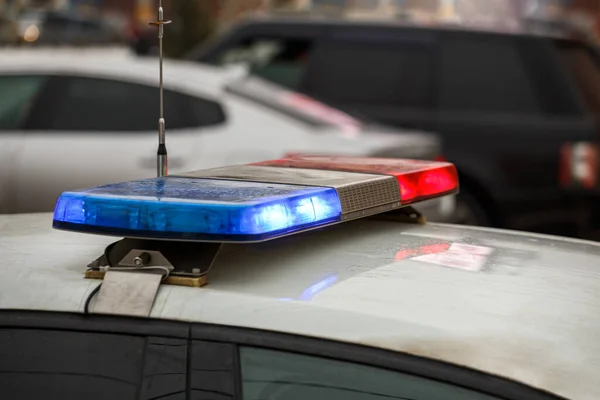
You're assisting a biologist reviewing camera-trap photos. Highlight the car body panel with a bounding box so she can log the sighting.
[0,53,446,215]
[1,212,599,399]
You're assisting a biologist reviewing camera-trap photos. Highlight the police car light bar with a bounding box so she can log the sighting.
[53,157,459,242]
[53,178,341,242]
[253,155,458,205]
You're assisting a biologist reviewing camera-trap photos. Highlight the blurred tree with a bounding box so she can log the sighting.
[217,0,266,33]
[270,0,295,6]
[162,0,216,59]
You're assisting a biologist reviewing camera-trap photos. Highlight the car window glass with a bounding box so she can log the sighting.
[557,41,600,116]
[51,77,186,131]
[302,36,435,109]
[44,14,70,26]
[81,20,102,31]
[216,37,313,89]
[438,36,542,115]
[240,346,503,400]
[188,95,227,127]
[0,328,145,400]
[43,76,224,131]
[0,75,48,129]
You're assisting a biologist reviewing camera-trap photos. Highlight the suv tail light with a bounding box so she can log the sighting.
[560,142,599,189]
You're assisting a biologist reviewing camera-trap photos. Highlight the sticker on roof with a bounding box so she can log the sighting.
[412,243,493,272]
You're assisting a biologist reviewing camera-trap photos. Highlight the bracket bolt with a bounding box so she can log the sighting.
[133,252,152,267]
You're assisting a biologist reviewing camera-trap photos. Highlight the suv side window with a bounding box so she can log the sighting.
[213,37,314,90]
[239,346,504,400]
[302,32,436,110]
[438,35,542,115]
[556,40,600,116]
[28,75,225,131]
[0,75,49,129]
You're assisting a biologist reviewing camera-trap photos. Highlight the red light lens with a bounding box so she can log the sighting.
[559,142,598,189]
[252,156,459,204]
[394,163,458,204]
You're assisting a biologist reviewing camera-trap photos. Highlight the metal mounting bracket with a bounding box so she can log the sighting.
[86,238,222,288]
[92,270,163,317]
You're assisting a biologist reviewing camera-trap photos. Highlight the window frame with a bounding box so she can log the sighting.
[190,323,563,400]
[17,72,226,132]
[0,310,565,400]
[0,310,189,338]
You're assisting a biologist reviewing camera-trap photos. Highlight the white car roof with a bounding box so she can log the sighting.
[1,212,600,400]
[0,49,230,98]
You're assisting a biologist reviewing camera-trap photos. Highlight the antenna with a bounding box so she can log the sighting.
[149,0,171,178]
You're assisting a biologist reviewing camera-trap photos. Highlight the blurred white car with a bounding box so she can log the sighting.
[0,51,447,216]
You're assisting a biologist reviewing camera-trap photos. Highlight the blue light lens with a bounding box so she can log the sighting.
[52,177,342,241]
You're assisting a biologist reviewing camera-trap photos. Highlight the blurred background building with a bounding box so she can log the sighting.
[1,0,600,51]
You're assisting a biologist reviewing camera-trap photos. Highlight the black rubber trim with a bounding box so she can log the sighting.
[232,343,243,400]
[190,323,566,400]
[186,329,192,400]
[0,310,189,339]
[0,310,566,400]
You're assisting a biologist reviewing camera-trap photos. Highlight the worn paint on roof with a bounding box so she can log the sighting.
[1,212,600,399]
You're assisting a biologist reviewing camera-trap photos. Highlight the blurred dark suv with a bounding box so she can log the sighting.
[188,14,600,238]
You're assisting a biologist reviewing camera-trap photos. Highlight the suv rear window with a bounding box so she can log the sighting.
[556,40,600,116]
[438,35,542,115]
[304,36,435,109]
